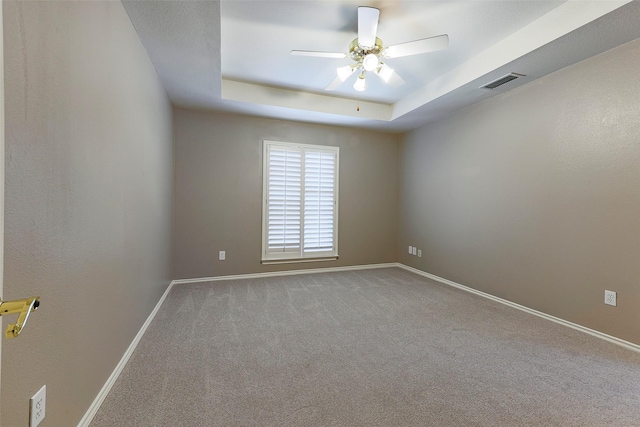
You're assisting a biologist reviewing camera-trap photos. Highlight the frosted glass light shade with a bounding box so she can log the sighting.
[353,75,366,91]
[362,54,379,72]
[377,63,394,82]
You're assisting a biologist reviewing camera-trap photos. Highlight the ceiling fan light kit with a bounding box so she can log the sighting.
[291,6,449,93]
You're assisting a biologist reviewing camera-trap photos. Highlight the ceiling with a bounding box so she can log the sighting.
[122,0,640,133]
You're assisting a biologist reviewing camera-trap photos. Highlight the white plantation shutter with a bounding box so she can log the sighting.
[304,151,335,252]
[263,141,339,261]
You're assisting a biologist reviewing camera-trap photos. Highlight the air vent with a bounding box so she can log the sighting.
[480,73,525,90]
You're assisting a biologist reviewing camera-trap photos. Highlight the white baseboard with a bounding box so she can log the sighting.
[397,263,640,354]
[76,280,176,427]
[171,262,398,285]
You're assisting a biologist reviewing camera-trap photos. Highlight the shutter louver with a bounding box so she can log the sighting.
[267,148,301,252]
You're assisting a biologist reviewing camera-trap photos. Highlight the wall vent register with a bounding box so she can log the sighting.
[480,72,526,89]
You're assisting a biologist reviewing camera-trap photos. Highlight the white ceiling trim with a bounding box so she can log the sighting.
[222,79,392,121]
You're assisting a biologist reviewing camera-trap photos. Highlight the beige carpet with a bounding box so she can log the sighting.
[91,267,640,426]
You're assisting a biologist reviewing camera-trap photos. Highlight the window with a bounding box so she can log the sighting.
[262,140,339,263]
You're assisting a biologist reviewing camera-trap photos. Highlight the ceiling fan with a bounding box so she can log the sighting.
[291,6,449,92]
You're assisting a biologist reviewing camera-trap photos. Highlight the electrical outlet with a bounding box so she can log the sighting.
[412,247,417,256]
[30,385,46,427]
[604,290,617,307]
[417,249,422,257]
[408,245,413,254]
[219,251,226,261]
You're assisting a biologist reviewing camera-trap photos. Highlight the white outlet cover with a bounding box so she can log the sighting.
[604,290,617,307]
[412,247,417,256]
[30,385,46,427]
[417,249,422,257]
[408,245,412,254]
[219,251,226,261]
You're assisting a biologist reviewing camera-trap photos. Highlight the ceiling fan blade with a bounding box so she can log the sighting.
[384,34,449,58]
[324,75,346,91]
[358,7,380,48]
[385,70,406,88]
[291,50,346,59]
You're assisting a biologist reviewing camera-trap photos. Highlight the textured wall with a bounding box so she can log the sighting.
[173,108,399,279]
[0,3,4,421]
[399,39,640,344]
[2,2,173,425]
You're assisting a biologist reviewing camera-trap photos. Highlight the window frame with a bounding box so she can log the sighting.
[261,140,339,264]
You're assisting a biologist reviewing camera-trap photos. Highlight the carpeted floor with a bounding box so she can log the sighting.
[91,267,640,426]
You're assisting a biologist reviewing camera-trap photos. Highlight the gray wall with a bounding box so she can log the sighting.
[3,1,637,424]
[173,108,399,279]
[399,38,640,344]
[0,3,4,421]
[2,2,173,426]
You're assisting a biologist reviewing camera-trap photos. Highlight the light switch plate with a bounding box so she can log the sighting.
[219,251,226,261]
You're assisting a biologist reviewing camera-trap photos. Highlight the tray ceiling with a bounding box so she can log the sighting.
[123,0,640,132]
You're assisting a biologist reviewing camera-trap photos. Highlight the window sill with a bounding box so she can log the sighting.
[261,256,338,265]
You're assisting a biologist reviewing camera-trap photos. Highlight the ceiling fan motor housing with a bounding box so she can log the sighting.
[349,37,384,64]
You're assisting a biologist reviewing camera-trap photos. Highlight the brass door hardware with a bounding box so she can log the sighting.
[0,296,41,338]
